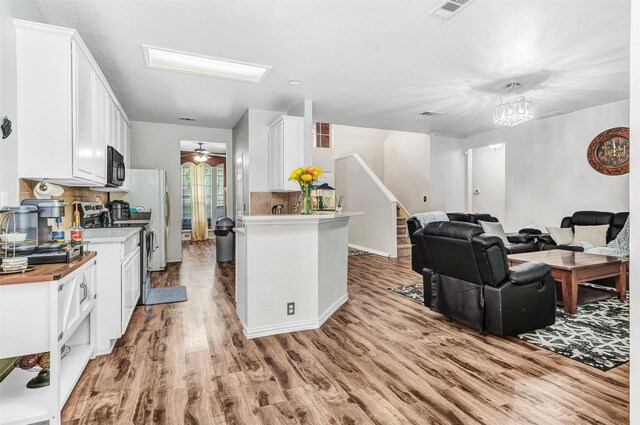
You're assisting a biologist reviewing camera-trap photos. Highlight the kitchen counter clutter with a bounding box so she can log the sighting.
[0,252,98,425]
[235,212,363,339]
[0,251,96,285]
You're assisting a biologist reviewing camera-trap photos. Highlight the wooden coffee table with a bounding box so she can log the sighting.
[507,250,627,314]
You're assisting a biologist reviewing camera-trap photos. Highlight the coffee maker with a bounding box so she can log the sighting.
[19,199,82,264]
[21,199,66,246]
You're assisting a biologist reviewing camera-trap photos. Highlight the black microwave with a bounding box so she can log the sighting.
[106,146,125,187]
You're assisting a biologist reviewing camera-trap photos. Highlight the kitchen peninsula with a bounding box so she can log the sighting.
[235,212,363,339]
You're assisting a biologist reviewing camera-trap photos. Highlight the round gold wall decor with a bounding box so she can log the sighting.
[587,127,629,175]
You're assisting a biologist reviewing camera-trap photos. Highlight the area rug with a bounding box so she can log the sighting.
[348,247,371,256]
[146,285,188,305]
[389,283,629,371]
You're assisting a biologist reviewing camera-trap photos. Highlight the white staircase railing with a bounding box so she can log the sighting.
[334,153,398,257]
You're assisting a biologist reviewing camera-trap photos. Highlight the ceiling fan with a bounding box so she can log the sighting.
[193,142,211,163]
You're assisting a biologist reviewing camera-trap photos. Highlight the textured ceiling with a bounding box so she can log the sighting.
[33,0,630,136]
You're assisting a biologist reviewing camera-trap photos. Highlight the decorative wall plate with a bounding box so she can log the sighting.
[587,127,629,175]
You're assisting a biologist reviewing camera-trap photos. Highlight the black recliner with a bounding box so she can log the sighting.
[415,221,556,336]
[408,212,537,275]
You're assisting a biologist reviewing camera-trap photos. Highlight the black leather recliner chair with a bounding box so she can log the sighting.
[538,211,629,251]
[408,212,537,275]
[415,221,556,336]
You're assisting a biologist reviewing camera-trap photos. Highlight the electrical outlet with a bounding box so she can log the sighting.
[287,302,295,315]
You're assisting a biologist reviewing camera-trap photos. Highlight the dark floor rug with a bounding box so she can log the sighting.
[348,247,371,256]
[389,283,629,371]
[146,285,188,305]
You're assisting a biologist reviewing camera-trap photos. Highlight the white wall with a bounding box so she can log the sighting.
[470,145,506,223]
[429,134,467,213]
[0,1,45,205]
[383,131,430,215]
[287,100,313,165]
[629,0,639,421]
[130,121,232,263]
[331,125,389,179]
[466,100,630,231]
[335,154,397,257]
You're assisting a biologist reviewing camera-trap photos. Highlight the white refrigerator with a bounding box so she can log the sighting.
[113,169,169,271]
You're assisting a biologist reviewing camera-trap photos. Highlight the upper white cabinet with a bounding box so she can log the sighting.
[15,19,130,187]
[268,115,304,192]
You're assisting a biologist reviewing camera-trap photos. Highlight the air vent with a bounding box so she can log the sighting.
[428,0,476,20]
[419,111,444,117]
[179,117,196,121]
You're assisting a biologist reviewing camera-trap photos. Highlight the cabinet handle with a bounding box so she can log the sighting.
[80,282,88,303]
[58,331,64,341]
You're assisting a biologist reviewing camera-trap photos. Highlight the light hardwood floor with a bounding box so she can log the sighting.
[62,240,629,424]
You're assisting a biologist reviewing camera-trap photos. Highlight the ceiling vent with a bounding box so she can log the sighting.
[428,0,476,20]
[419,111,444,117]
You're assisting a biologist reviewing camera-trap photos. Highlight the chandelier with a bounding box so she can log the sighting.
[493,82,533,126]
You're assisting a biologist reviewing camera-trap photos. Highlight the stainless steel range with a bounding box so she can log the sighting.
[79,202,156,304]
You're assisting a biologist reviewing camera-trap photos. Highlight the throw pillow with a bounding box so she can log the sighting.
[572,225,608,247]
[413,211,449,228]
[479,220,509,245]
[546,226,574,246]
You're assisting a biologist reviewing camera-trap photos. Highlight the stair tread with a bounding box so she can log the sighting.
[397,243,411,249]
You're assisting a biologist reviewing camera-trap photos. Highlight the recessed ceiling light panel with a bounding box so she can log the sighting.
[288,79,302,85]
[142,45,272,84]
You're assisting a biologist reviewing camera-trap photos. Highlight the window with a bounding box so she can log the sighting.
[181,163,226,230]
[216,165,225,220]
[181,164,192,230]
[313,122,331,148]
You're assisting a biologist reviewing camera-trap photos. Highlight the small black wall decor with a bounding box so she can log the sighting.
[1,116,12,139]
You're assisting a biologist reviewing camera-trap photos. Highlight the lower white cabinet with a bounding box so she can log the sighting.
[121,245,140,335]
[0,255,98,425]
[87,230,140,354]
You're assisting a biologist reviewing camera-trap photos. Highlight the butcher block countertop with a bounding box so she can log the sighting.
[0,251,97,286]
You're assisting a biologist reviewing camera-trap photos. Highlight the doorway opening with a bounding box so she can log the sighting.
[179,141,227,242]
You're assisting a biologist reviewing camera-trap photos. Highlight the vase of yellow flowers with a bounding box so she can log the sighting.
[289,166,323,215]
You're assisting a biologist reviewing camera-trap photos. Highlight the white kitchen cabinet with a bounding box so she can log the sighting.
[93,77,109,184]
[15,19,130,187]
[86,229,140,354]
[268,115,305,192]
[0,255,98,425]
[121,245,140,335]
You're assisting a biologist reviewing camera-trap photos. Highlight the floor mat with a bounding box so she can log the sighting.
[389,283,629,371]
[146,285,188,305]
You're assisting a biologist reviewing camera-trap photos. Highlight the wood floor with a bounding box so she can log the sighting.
[62,240,629,424]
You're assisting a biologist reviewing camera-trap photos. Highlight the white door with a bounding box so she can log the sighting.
[470,145,506,223]
[72,41,95,182]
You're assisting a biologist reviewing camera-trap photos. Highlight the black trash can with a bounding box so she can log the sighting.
[214,217,235,262]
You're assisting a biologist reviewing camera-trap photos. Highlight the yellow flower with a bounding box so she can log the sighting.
[301,174,312,182]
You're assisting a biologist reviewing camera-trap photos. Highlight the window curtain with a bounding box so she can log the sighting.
[190,163,209,241]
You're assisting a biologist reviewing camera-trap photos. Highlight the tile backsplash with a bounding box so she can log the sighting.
[250,191,301,215]
[19,179,107,229]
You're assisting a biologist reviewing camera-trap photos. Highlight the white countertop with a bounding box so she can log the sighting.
[237,211,364,226]
[83,227,140,243]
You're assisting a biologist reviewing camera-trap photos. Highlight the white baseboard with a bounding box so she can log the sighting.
[243,293,349,339]
[348,243,391,258]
